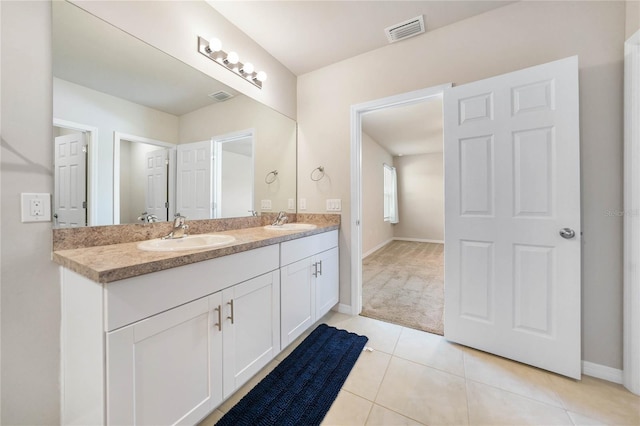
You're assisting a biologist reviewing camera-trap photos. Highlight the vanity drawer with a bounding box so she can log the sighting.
[280,230,338,266]
[104,244,279,331]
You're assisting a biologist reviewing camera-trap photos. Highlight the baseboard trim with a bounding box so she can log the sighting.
[335,303,353,315]
[582,361,623,384]
[362,238,393,259]
[393,237,444,244]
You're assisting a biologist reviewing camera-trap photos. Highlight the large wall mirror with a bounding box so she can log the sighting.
[52,1,296,227]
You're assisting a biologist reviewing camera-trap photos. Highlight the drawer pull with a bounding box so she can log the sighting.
[213,305,222,331]
[318,260,323,276]
[312,262,318,277]
[227,300,235,324]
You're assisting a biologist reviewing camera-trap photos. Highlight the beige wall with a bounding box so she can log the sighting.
[627,0,640,39]
[1,2,60,423]
[72,0,297,119]
[298,1,625,369]
[361,132,394,256]
[179,95,297,214]
[393,153,444,242]
[0,1,297,422]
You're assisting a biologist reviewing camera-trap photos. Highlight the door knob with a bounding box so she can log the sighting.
[559,228,576,239]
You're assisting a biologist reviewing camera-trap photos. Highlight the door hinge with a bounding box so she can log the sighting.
[165,201,170,208]
[82,145,88,154]
[82,201,87,209]
[356,220,361,226]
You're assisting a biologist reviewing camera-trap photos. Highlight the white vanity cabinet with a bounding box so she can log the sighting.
[280,230,339,348]
[105,270,280,425]
[60,229,338,426]
[61,244,280,426]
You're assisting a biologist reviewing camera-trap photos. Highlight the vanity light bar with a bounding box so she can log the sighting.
[197,36,267,89]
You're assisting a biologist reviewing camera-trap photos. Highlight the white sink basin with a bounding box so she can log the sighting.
[137,234,236,252]
[263,223,317,231]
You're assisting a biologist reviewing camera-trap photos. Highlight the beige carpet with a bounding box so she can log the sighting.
[361,240,444,335]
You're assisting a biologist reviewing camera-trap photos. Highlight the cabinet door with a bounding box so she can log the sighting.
[280,257,314,348]
[107,295,222,426]
[315,247,340,320]
[222,271,280,398]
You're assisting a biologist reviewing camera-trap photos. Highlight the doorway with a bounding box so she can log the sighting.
[350,84,450,322]
[358,95,446,335]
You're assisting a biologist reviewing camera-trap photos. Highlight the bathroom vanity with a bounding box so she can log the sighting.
[53,217,339,425]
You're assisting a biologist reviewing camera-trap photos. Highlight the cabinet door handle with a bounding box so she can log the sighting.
[213,305,222,331]
[227,300,234,324]
[312,262,318,277]
[318,260,323,276]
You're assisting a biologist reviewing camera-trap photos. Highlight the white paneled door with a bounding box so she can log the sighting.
[443,56,581,379]
[144,148,169,221]
[54,132,87,227]
[176,141,213,220]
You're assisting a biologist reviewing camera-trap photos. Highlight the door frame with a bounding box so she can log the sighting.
[624,29,640,395]
[349,84,451,316]
[53,118,98,226]
[113,132,175,224]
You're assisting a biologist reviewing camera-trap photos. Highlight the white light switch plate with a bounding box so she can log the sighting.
[326,199,342,212]
[21,193,51,223]
[288,198,295,210]
[261,199,272,210]
[299,198,307,210]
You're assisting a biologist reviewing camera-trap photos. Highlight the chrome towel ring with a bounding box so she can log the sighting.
[265,170,278,184]
[311,166,325,181]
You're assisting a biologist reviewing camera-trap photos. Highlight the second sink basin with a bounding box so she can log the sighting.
[264,223,317,231]
[137,234,236,252]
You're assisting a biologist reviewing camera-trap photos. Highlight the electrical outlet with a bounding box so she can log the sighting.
[326,199,342,212]
[299,198,307,210]
[288,198,295,210]
[21,193,51,223]
[261,199,272,210]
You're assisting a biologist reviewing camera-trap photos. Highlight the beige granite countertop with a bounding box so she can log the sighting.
[53,216,339,284]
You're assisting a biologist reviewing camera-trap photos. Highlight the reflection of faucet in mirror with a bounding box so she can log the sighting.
[162,214,189,239]
[248,210,258,217]
[137,212,159,223]
[272,211,288,226]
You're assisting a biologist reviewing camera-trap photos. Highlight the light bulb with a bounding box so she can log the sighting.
[242,62,254,75]
[256,71,268,82]
[226,51,239,65]
[208,37,222,52]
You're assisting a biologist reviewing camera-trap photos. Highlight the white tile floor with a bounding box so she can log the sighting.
[201,312,640,426]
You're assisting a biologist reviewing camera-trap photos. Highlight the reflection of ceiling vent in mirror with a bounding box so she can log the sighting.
[385,15,425,43]
[208,90,234,102]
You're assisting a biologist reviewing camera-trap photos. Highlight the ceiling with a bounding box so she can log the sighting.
[207,1,515,76]
[362,96,443,156]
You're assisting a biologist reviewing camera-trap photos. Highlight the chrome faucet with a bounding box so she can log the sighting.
[137,212,158,223]
[162,214,188,239]
[272,211,288,226]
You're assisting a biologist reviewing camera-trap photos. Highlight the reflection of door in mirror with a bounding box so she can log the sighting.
[54,130,87,228]
[176,141,213,220]
[215,131,254,219]
[114,133,176,225]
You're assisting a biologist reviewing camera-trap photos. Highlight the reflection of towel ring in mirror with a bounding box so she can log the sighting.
[265,170,278,184]
[310,166,325,182]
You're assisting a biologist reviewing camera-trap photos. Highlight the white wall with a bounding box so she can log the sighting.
[54,78,179,225]
[393,153,444,242]
[361,132,394,255]
[180,95,296,214]
[297,1,625,370]
[627,0,640,39]
[1,2,60,423]
[72,0,297,119]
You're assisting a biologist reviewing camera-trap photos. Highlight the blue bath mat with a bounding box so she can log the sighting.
[216,323,368,426]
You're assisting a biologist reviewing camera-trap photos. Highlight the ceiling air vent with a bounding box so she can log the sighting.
[208,90,234,102]
[385,15,426,43]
